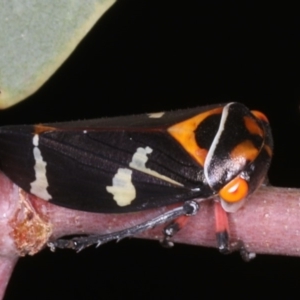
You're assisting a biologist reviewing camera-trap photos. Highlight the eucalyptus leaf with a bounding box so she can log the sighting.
[0,0,116,109]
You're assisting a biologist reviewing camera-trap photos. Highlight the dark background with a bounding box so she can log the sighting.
[3,1,300,299]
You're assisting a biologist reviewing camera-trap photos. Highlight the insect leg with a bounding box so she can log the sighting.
[48,200,199,252]
[214,201,255,261]
[214,201,230,254]
[161,201,199,247]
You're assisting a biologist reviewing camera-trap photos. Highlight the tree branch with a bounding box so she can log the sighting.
[0,171,299,298]
[1,170,299,257]
[49,186,300,257]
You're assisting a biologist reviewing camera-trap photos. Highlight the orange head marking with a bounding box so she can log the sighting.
[219,176,248,203]
[251,110,269,123]
[231,140,259,163]
[244,116,263,137]
[264,144,273,157]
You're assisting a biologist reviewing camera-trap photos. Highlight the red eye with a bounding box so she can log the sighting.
[219,176,248,203]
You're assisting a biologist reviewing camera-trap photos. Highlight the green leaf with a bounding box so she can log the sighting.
[0,0,116,109]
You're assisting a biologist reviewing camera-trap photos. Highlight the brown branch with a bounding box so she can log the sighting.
[1,171,300,258]
[40,185,300,257]
[0,171,299,298]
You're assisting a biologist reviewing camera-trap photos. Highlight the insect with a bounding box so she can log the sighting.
[0,102,272,259]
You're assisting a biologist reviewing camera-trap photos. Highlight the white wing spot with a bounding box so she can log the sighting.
[147,112,165,118]
[106,168,136,206]
[30,134,52,200]
[129,146,183,186]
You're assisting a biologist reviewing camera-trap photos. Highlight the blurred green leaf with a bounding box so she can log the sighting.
[0,0,115,109]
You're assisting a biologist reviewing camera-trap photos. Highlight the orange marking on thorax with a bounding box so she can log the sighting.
[167,107,223,166]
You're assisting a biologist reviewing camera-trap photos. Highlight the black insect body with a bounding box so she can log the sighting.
[0,103,273,258]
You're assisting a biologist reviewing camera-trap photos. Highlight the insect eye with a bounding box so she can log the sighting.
[219,176,248,203]
[250,110,269,123]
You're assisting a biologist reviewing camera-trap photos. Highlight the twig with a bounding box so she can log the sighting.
[32,185,300,257]
[0,169,300,298]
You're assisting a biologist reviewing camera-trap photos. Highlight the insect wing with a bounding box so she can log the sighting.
[0,104,225,213]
